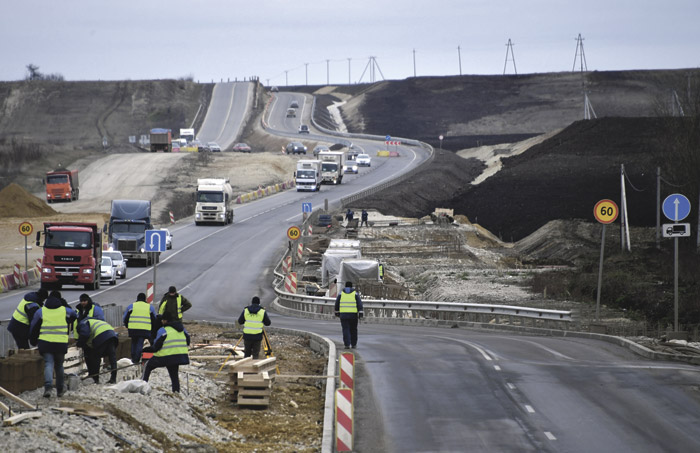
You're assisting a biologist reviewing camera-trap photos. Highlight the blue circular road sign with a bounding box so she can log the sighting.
[662,193,691,221]
[385,135,391,141]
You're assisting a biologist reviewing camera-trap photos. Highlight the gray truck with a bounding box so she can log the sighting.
[107,199,159,266]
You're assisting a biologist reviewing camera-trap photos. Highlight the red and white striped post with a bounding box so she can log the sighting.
[146,282,154,304]
[35,258,42,271]
[13,264,22,287]
[335,388,354,451]
[297,242,304,260]
[284,272,297,293]
[169,211,175,224]
[308,225,313,236]
[339,352,355,389]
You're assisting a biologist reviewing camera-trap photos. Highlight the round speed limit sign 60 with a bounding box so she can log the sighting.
[287,226,301,241]
[19,221,34,237]
[593,199,619,224]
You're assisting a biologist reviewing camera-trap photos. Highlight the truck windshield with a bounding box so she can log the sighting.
[197,191,223,203]
[45,231,92,249]
[321,163,338,171]
[296,170,316,178]
[46,175,68,184]
[111,223,146,234]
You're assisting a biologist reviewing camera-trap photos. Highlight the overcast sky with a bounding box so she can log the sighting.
[3,0,699,86]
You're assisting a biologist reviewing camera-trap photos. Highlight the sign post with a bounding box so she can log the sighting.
[593,199,618,322]
[145,229,167,303]
[19,222,33,278]
[662,193,691,332]
[287,226,301,268]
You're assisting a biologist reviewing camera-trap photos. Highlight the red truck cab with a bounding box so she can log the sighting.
[36,222,102,290]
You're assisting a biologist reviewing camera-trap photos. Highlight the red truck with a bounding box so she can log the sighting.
[45,169,79,203]
[36,222,102,290]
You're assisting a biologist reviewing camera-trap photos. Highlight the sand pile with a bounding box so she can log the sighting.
[0,183,57,217]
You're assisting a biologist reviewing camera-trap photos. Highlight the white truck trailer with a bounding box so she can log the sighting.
[318,151,345,185]
[195,178,234,225]
[295,159,322,192]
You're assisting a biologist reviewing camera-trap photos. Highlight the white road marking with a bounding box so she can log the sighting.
[545,432,557,440]
[525,405,535,413]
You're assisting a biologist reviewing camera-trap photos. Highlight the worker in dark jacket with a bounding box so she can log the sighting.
[123,292,157,364]
[76,317,118,384]
[30,291,78,398]
[142,311,191,393]
[334,281,364,349]
[8,288,48,349]
[75,293,105,321]
[158,286,192,322]
[237,296,272,359]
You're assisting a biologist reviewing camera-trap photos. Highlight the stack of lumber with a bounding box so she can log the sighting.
[224,357,277,407]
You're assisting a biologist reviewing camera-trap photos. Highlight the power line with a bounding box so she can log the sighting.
[503,39,517,75]
[572,33,588,72]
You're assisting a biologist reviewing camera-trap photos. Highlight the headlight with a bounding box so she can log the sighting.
[83,269,93,274]
[218,213,225,220]
[65,193,71,197]
[42,267,51,273]
[140,247,145,253]
[195,213,201,219]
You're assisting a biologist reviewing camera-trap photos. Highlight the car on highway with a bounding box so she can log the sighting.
[285,142,307,155]
[270,86,279,92]
[313,145,330,156]
[232,143,252,153]
[103,250,127,279]
[160,228,173,250]
[290,100,299,108]
[100,256,117,286]
[356,153,371,167]
[286,108,296,118]
[207,142,221,152]
[299,124,310,134]
[343,161,359,174]
[191,140,205,152]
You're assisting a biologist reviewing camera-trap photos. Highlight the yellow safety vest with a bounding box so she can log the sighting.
[159,295,183,319]
[379,264,384,278]
[339,291,358,313]
[12,298,32,325]
[154,326,188,357]
[243,308,265,335]
[39,306,69,344]
[84,319,113,347]
[128,301,152,332]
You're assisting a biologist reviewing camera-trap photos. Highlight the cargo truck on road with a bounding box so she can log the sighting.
[150,128,172,152]
[319,151,345,185]
[45,169,79,203]
[107,199,157,266]
[36,222,102,290]
[295,159,322,192]
[195,178,234,225]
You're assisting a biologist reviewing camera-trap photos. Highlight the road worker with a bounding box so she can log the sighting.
[142,311,191,393]
[158,286,192,322]
[8,288,48,349]
[76,317,118,384]
[334,281,364,349]
[29,290,78,398]
[123,292,157,364]
[237,296,272,359]
[76,293,105,321]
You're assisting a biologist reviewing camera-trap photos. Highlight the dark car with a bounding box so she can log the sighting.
[290,100,300,108]
[299,124,310,134]
[285,142,307,155]
[233,143,252,153]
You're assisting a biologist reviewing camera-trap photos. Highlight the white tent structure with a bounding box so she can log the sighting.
[337,258,381,286]
[321,248,362,286]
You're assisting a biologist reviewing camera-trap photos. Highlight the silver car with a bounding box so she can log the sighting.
[100,256,117,286]
[103,251,127,279]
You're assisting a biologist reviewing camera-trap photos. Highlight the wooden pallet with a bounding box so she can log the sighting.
[232,370,273,407]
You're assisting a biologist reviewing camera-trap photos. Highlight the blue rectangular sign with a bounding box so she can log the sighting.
[145,229,167,252]
[302,202,312,213]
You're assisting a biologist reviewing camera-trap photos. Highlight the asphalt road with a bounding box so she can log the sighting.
[4,86,700,452]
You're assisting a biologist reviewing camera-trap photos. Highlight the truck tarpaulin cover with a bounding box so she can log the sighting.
[337,258,380,286]
[321,248,362,286]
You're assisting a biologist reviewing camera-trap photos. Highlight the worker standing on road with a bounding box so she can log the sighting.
[158,286,192,322]
[360,209,369,227]
[76,317,118,384]
[8,288,48,349]
[334,281,364,349]
[237,296,272,359]
[123,292,157,364]
[29,290,77,398]
[76,293,105,321]
[345,209,354,224]
[142,311,191,393]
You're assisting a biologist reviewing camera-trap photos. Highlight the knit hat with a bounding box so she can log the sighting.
[251,296,261,304]
[345,281,353,288]
[168,286,177,293]
[49,290,62,299]
[137,292,147,301]
[79,293,90,302]
[37,288,49,301]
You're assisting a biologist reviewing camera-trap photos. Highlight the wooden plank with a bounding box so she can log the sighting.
[238,388,271,397]
[3,411,42,426]
[252,357,276,369]
[0,385,35,410]
[52,406,108,418]
[237,396,269,406]
[0,400,14,417]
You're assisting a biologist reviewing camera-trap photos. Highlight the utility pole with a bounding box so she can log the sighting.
[572,33,588,72]
[348,58,352,84]
[413,49,417,77]
[457,45,462,76]
[503,39,517,75]
[358,57,385,83]
[326,59,330,85]
[285,70,288,86]
[305,63,308,86]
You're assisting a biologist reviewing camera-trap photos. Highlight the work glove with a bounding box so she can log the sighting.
[334,312,340,317]
[142,346,155,353]
[358,313,364,319]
